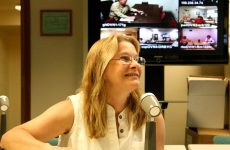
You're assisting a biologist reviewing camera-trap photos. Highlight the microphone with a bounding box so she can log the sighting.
[141,93,160,150]
[140,93,161,117]
[0,95,9,113]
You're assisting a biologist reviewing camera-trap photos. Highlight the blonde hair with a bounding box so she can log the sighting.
[78,33,147,138]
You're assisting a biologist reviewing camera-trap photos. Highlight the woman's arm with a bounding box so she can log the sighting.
[1,99,74,150]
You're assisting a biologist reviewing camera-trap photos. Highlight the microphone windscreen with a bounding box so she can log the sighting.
[140,93,161,117]
[0,95,9,112]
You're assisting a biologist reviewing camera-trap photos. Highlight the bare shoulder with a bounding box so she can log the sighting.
[0,98,75,148]
[18,98,75,141]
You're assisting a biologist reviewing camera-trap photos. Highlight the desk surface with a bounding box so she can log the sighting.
[164,145,186,150]
[188,144,230,150]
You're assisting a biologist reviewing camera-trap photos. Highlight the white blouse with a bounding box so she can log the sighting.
[58,93,146,150]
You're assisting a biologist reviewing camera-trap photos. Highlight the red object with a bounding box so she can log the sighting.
[161,12,166,20]
[194,18,205,24]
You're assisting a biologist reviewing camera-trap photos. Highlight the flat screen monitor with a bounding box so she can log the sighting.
[88,0,229,64]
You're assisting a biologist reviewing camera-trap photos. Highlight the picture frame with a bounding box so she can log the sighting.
[40,10,72,36]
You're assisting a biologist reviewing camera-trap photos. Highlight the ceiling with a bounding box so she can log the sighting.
[0,0,20,11]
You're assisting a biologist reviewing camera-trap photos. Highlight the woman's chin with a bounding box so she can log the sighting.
[129,81,140,90]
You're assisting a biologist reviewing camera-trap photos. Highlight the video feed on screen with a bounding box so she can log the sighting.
[179,28,217,50]
[139,28,179,49]
[179,6,218,28]
[99,0,221,52]
[100,0,179,28]
[180,0,218,5]
[89,0,228,64]
[100,28,138,39]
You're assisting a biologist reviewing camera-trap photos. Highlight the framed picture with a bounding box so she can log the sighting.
[40,10,72,36]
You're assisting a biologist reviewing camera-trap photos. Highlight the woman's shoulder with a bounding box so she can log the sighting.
[68,92,82,101]
[67,92,83,111]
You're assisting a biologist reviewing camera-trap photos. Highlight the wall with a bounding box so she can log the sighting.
[0,10,20,26]
[0,35,8,96]
[30,0,88,118]
[0,26,21,129]
[0,6,21,130]
[5,27,21,129]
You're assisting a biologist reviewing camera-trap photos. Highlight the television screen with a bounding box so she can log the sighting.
[88,0,229,64]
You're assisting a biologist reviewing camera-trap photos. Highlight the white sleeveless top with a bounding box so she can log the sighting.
[58,93,146,150]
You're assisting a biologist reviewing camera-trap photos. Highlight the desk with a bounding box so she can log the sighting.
[188,144,230,150]
[132,4,161,24]
[164,145,186,150]
[185,128,230,145]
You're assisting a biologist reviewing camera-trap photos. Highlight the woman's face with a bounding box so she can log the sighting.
[103,41,142,93]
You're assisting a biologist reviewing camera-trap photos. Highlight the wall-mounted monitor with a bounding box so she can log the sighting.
[88,0,229,64]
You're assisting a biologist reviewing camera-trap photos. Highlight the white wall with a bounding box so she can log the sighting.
[0,11,20,26]
[0,3,21,130]
[30,0,88,118]
[6,28,21,129]
[0,35,8,95]
[0,26,21,129]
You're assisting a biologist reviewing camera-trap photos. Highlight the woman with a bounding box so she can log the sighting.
[0,33,165,150]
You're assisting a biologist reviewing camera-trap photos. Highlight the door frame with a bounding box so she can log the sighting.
[21,0,31,123]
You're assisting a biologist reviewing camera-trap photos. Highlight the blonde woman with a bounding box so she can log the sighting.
[1,33,165,150]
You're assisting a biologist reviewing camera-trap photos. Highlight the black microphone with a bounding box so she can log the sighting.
[140,93,161,117]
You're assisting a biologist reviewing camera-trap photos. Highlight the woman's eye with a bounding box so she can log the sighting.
[120,56,131,62]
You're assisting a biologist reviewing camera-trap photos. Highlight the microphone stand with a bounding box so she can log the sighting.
[0,111,6,150]
[0,111,6,139]
[140,93,161,150]
[144,117,156,150]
